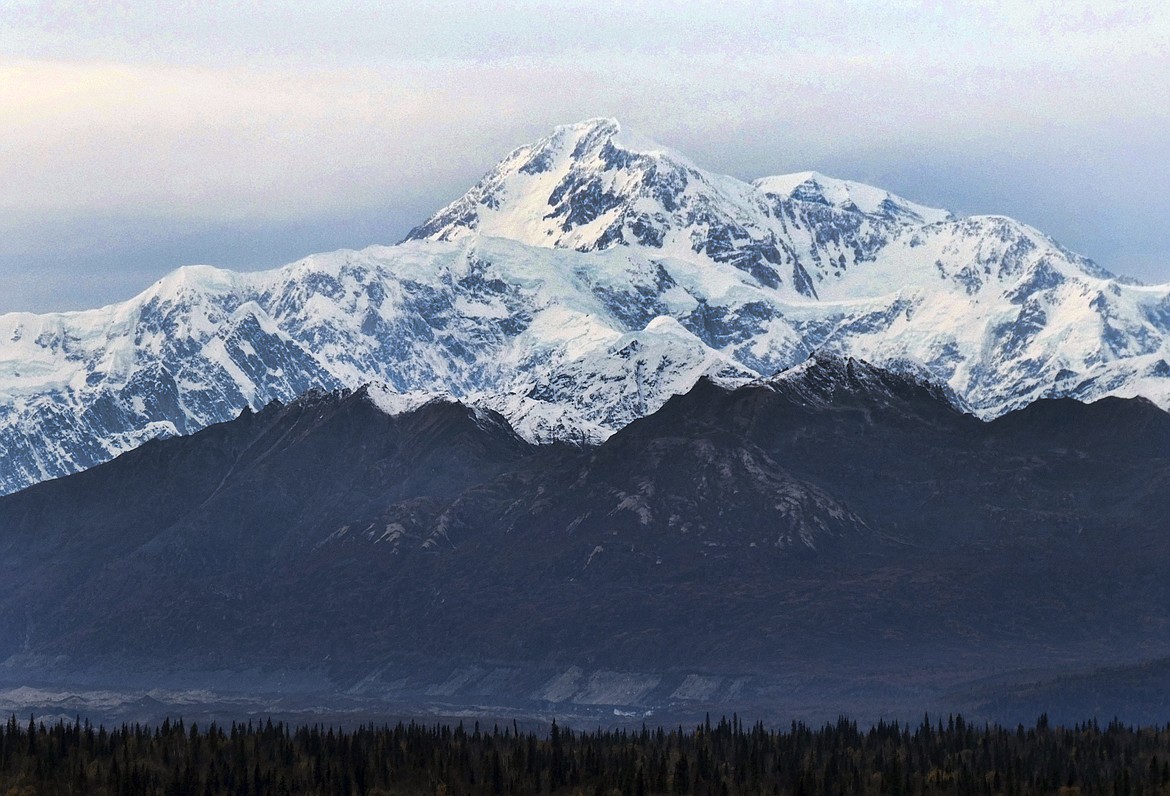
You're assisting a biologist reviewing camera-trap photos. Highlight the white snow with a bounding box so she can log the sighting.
[2,118,1170,495]
[753,171,954,225]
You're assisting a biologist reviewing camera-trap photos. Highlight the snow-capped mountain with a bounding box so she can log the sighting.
[0,239,755,495]
[406,117,954,299]
[2,117,1170,496]
[405,118,1170,413]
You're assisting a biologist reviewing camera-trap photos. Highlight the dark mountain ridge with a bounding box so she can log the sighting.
[2,356,1169,724]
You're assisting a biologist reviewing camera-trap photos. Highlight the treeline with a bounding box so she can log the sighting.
[3,712,1170,795]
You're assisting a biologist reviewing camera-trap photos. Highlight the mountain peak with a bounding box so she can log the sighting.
[505,117,625,176]
[763,352,971,417]
[561,116,620,132]
[554,115,621,141]
[145,264,242,299]
[752,171,953,224]
[404,118,965,297]
[402,116,693,251]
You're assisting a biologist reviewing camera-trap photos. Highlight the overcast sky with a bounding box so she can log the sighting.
[2,1,1168,312]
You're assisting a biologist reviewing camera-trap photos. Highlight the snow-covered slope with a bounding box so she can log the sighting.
[405,117,958,298]
[406,118,1170,411]
[0,239,756,494]
[2,117,1170,496]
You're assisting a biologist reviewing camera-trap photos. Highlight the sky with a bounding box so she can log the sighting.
[2,1,1169,313]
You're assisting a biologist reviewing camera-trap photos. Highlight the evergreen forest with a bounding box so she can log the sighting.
[4,713,1170,795]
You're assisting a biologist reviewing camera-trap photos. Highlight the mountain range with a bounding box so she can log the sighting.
[4,117,1170,496]
[3,354,1170,724]
[4,117,1170,725]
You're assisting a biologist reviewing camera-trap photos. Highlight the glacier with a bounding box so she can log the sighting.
[2,116,1170,496]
